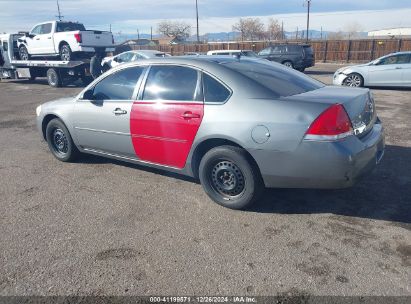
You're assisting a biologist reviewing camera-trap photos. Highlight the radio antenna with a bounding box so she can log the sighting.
[56,0,64,21]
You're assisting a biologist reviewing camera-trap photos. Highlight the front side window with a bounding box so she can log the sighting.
[41,23,52,35]
[143,65,199,101]
[30,25,42,35]
[379,55,403,65]
[91,67,144,100]
[203,73,231,103]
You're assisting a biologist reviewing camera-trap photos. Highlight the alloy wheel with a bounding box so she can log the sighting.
[344,74,362,87]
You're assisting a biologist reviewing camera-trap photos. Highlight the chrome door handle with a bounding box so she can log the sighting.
[395,67,402,69]
[181,111,200,119]
[113,108,127,115]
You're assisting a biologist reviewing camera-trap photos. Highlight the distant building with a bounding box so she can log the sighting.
[368,28,411,38]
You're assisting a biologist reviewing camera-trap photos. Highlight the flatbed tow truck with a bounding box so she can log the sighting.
[0,33,97,87]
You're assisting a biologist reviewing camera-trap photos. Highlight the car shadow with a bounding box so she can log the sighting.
[305,70,334,76]
[78,145,410,225]
[250,145,411,225]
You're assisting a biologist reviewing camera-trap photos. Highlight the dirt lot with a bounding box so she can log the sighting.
[0,63,410,297]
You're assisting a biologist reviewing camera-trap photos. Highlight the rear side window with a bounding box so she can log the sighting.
[303,46,313,55]
[92,67,144,100]
[224,60,323,98]
[143,65,199,101]
[203,73,231,103]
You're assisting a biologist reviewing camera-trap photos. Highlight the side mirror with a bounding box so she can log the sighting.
[82,89,94,100]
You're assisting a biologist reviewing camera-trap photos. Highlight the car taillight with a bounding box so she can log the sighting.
[304,104,353,141]
[74,33,82,43]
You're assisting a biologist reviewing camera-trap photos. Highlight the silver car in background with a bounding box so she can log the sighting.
[102,50,170,71]
[333,51,411,87]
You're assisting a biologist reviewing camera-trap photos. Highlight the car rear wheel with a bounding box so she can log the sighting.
[60,44,73,61]
[19,45,30,60]
[343,73,364,87]
[199,145,264,210]
[46,68,62,87]
[282,61,294,69]
[45,118,79,162]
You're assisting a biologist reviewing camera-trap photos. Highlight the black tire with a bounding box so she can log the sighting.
[60,44,73,61]
[343,73,364,87]
[46,68,62,87]
[199,145,264,210]
[297,67,305,72]
[282,61,294,69]
[45,118,79,162]
[19,45,30,60]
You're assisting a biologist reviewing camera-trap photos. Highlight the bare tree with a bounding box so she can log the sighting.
[232,18,265,41]
[157,20,192,41]
[266,18,282,40]
[327,31,346,40]
[344,21,364,39]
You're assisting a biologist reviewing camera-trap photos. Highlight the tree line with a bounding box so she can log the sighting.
[156,17,284,42]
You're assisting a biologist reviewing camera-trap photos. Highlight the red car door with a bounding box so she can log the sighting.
[130,65,203,168]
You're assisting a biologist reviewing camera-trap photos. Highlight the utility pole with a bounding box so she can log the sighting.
[109,24,112,32]
[150,26,153,40]
[320,26,323,39]
[56,0,64,21]
[305,0,311,43]
[281,21,284,40]
[195,0,200,43]
[137,29,140,39]
[296,27,299,40]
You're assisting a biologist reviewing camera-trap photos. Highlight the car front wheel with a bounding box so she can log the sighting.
[343,73,364,87]
[45,118,79,162]
[282,61,294,69]
[19,45,30,60]
[199,145,264,210]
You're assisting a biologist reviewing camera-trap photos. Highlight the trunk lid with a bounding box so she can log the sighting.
[284,86,376,137]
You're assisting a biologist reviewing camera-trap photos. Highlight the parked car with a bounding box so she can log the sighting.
[258,44,314,71]
[17,21,115,61]
[36,57,384,209]
[333,51,411,88]
[102,50,170,71]
[207,50,258,57]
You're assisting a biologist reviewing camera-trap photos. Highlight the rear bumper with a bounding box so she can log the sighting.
[250,120,385,189]
[77,46,115,53]
[295,59,315,69]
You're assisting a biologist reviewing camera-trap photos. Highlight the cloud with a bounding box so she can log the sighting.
[0,0,410,34]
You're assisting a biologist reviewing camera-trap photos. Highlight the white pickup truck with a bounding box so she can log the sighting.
[17,21,115,61]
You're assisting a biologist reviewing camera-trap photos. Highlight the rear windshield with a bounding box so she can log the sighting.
[222,60,323,97]
[56,22,86,32]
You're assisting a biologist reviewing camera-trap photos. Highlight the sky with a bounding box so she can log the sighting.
[1,0,411,35]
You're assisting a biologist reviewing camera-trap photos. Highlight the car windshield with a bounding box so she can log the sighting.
[222,60,324,97]
[56,22,86,32]
[242,51,258,57]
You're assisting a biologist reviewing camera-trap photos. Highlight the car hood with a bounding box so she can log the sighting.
[42,96,76,109]
[335,63,370,74]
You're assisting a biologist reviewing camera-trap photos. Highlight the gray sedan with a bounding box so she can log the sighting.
[36,57,385,209]
[333,51,411,87]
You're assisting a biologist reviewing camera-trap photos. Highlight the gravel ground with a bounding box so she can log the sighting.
[0,63,410,297]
